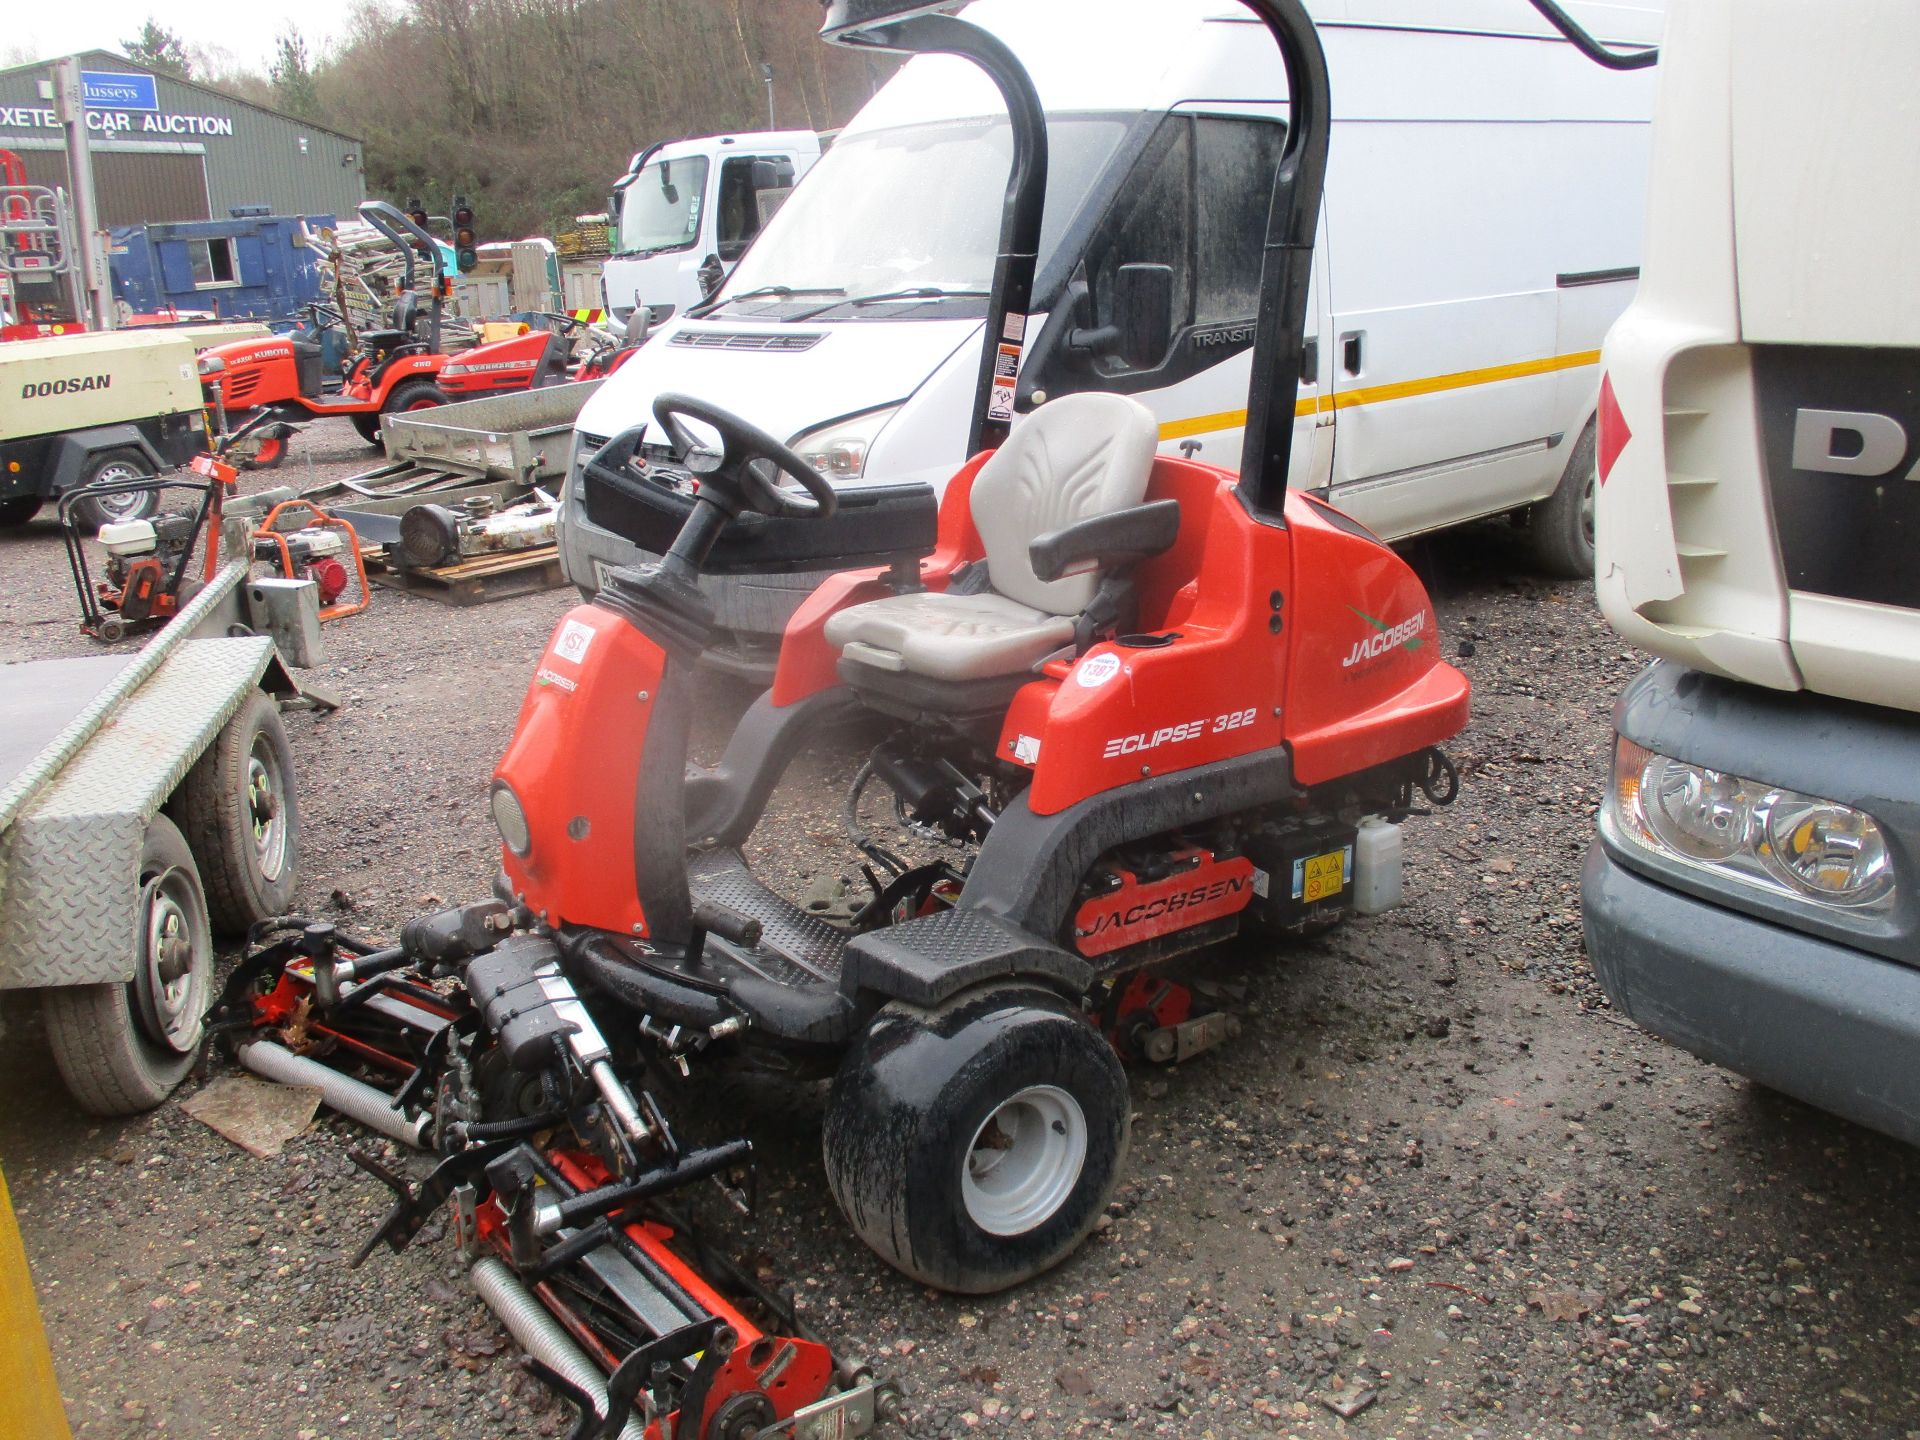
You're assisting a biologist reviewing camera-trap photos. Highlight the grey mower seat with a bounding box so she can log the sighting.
[826,392,1160,684]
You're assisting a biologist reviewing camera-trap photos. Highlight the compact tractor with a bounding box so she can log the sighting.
[213,0,1473,1434]
[197,202,588,446]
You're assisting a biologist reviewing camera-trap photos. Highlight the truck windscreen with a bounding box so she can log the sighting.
[715,115,1129,316]
[618,156,711,256]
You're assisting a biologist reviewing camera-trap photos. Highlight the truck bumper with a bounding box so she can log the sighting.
[1583,842,1920,1145]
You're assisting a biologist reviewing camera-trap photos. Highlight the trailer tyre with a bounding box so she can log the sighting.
[70,450,159,529]
[0,497,41,527]
[175,689,299,934]
[43,814,213,1115]
[1527,419,1597,578]
[823,984,1128,1294]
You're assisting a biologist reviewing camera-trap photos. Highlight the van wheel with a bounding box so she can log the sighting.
[0,497,41,527]
[43,815,212,1115]
[1527,420,1597,578]
[823,985,1129,1294]
[71,450,159,530]
[174,689,300,933]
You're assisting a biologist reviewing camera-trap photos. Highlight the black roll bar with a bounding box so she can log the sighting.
[358,199,447,354]
[824,0,1328,517]
[1525,0,1659,70]
[822,9,1047,457]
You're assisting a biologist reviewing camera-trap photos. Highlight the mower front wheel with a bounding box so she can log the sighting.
[823,984,1129,1294]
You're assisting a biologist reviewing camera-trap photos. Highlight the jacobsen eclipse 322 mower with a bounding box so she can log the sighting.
[196,202,576,445]
[216,0,1466,1433]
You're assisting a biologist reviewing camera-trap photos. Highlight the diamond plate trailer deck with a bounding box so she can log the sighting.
[0,557,301,1112]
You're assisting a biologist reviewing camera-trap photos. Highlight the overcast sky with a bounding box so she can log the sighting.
[7,0,380,77]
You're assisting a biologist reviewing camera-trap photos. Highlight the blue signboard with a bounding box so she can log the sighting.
[82,71,159,112]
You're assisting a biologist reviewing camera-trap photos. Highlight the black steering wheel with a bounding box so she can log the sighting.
[651,392,838,520]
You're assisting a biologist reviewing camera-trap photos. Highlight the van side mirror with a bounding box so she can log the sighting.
[697,254,726,298]
[1068,262,1176,371]
[1112,263,1175,370]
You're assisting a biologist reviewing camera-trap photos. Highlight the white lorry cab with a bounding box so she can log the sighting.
[1585,0,1920,1145]
[602,131,823,329]
[564,0,1662,662]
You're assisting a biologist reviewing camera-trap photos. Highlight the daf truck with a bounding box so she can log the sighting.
[1584,0,1920,1143]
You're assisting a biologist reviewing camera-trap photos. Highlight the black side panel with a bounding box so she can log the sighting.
[582,460,938,575]
[634,653,697,944]
[683,687,861,849]
[1755,343,1920,608]
[963,747,1298,937]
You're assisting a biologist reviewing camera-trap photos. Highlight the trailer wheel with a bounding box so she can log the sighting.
[1527,419,1597,578]
[70,450,159,529]
[823,984,1128,1294]
[43,814,213,1115]
[0,497,41,527]
[174,689,299,934]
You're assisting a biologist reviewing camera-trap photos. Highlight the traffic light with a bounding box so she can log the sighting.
[406,196,429,234]
[452,195,478,275]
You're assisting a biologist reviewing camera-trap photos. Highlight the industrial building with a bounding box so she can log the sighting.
[0,52,365,227]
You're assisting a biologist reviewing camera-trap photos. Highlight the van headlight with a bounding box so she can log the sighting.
[791,405,898,480]
[490,781,533,858]
[1605,737,1895,910]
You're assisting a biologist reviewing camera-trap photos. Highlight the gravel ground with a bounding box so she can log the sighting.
[3,421,1918,1440]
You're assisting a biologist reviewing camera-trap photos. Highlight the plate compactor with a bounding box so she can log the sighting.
[209,2,1468,1436]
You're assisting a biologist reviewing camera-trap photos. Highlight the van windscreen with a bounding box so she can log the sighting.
[715,115,1129,317]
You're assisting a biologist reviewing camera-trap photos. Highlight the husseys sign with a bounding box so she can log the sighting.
[1,72,236,139]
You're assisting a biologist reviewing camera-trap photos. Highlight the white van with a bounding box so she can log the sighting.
[602,131,823,328]
[565,0,1662,659]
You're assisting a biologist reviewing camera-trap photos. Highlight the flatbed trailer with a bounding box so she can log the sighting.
[0,552,307,1114]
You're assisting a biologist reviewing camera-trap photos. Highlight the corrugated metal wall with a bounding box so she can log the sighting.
[0,52,365,224]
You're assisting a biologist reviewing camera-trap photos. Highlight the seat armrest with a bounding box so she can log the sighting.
[1029,499,1181,583]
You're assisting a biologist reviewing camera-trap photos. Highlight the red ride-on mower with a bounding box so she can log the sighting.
[212,0,1463,1432]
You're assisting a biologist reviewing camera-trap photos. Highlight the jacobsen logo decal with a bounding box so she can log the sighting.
[23,374,110,398]
[1342,606,1425,669]
[1073,856,1257,958]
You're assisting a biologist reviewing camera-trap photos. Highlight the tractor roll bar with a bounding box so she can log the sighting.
[822,9,1047,458]
[1525,0,1659,70]
[823,0,1330,520]
[358,199,447,354]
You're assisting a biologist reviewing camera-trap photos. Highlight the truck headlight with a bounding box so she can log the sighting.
[1607,738,1895,910]
[791,405,898,481]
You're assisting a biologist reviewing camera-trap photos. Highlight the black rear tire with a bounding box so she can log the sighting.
[0,496,41,527]
[173,688,300,933]
[1527,419,1597,578]
[823,984,1128,1294]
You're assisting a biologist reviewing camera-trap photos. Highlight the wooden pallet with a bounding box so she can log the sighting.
[368,545,568,607]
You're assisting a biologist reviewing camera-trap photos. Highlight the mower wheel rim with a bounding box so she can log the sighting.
[961,1083,1087,1237]
[90,465,148,517]
[247,740,288,882]
[137,868,207,1053]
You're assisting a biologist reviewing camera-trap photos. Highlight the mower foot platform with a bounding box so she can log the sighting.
[842,906,1093,1008]
[689,848,849,986]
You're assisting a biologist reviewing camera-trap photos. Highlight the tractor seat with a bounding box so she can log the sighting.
[825,392,1161,684]
[358,328,412,354]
